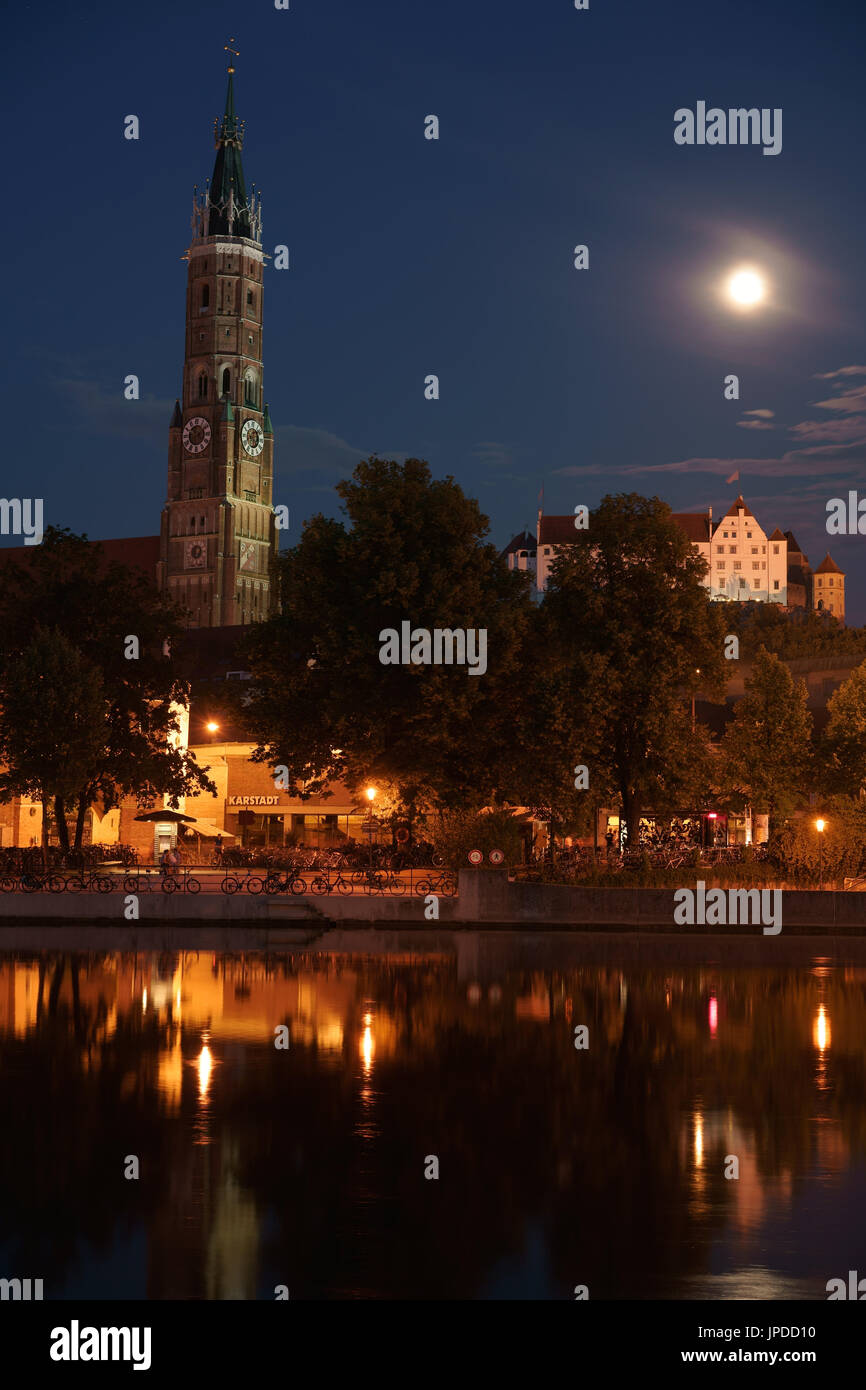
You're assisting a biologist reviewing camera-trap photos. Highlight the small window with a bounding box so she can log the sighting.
[716,560,725,569]
[716,545,724,554]
[752,577,759,588]
[729,546,736,554]
[733,561,741,571]
[774,580,780,591]
[773,544,779,555]
[751,546,758,555]
[829,577,834,587]
[197,373,207,399]
[222,368,231,395]
[201,284,210,309]
[747,531,753,538]
[248,335,253,345]
[723,531,728,538]
[247,290,254,306]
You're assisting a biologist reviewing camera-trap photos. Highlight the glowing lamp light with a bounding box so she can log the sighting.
[198,1043,213,1097]
[366,787,376,802]
[816,818,826,833]
[206,721,219,733]
[707,812,718,820]
[813,1005,830,1052]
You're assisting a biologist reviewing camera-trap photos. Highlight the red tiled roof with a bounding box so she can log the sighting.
[671,512,711,543]
[537,516,580,545]
[768,527,786,542]
[0,535,160,582]
[724,494,754,518]
[814,553,843,575]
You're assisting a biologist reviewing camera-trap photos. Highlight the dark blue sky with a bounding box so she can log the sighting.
[6,0,866,619]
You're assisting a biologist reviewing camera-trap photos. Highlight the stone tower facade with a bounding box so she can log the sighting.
[813,553,845,622]
[158,57,278,628]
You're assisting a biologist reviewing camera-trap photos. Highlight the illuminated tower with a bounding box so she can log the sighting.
[158,45,278,627]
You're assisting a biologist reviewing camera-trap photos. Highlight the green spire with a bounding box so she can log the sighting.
[222,395,234,422]
[263,402,273,435]
[208,48,251,239]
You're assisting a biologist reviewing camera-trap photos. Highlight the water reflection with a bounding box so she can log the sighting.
[1,945,866,1299]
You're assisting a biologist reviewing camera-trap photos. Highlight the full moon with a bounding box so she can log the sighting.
[726,267,766,309]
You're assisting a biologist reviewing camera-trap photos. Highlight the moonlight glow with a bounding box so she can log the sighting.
[726,267,766,309]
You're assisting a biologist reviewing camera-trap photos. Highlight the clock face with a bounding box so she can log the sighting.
[241,419,264,457]
[183,416,211,455]
[185,540,207,569]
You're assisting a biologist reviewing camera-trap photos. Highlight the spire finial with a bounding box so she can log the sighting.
[225,37,239,73]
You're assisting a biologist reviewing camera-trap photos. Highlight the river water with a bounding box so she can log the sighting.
[1,933,865,1299]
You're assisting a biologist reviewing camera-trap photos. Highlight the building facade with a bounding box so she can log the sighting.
[527,494,845,621]
[156,58,279,628]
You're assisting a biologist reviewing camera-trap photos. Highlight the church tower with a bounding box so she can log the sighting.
[158,48,278,627]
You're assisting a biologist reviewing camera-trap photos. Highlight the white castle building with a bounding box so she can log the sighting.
[503,496,845,622]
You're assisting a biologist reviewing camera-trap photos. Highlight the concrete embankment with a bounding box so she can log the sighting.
[0,869,862,935]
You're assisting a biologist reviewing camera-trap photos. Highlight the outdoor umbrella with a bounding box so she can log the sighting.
[133,810,198,823]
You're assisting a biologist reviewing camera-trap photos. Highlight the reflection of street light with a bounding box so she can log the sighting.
[816,818,826,889]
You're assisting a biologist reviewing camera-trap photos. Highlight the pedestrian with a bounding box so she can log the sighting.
[214,835,223,864]
[605,828,615,854]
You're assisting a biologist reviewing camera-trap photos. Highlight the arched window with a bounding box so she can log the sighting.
[247,289,254,308]
[201,284,210,309]
[222,368,231,396]
[197,373,207,400]
[244,371,258,408]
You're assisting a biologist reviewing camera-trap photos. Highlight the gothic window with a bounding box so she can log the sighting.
[247,289,254,307]
[201,284,210,309]
[197,373,207,399]
[244,372,258,407]
[200,516,205,529]
[222,368,231,396]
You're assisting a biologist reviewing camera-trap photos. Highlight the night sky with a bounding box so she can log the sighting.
[6,0,866,619]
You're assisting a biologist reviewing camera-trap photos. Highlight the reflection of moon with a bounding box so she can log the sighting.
[726,267,765,308]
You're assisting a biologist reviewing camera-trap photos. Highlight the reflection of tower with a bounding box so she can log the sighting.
[205,1136,260,1299]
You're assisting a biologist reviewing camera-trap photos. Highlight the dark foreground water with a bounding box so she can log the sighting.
[1,935,865,1300]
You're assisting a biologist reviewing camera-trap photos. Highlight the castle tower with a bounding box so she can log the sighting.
[813,553,845,623]
[157,48,278,627]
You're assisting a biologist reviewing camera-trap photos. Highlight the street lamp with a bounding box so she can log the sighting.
[366,787,377,870]
[816,818,826,890]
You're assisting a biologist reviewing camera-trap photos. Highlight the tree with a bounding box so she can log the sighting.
[820,658,866,797]
[0,630,105,862]
[541,493,727,845]
[722,646,813,833]
[0,528,215,848]
[241,457,534,814]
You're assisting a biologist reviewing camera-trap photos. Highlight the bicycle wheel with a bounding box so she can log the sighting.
[388,876,406,896]
[335,876,353,895]
[0,874,16,893]
[247,876,265,894]
[123,875,140,893]
[438,875,457,897]
[414,877,432,896]
[264,876,283,895]
[161,877,179,894]
[222,876,241,895]
[21,875,43,893]
[96,876,114,894]
[47,874,67,893]
[289,875,307,895]
[310,876,330,895]
[186,876,201,894]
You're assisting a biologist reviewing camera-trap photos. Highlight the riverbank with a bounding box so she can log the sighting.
[0,869,863,933]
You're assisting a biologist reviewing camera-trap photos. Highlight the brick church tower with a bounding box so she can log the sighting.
[158,50,278,627]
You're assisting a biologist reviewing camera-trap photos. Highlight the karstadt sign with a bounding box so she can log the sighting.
[228,796,283,807]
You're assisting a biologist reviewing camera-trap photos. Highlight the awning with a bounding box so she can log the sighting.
[189,820,236,839]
